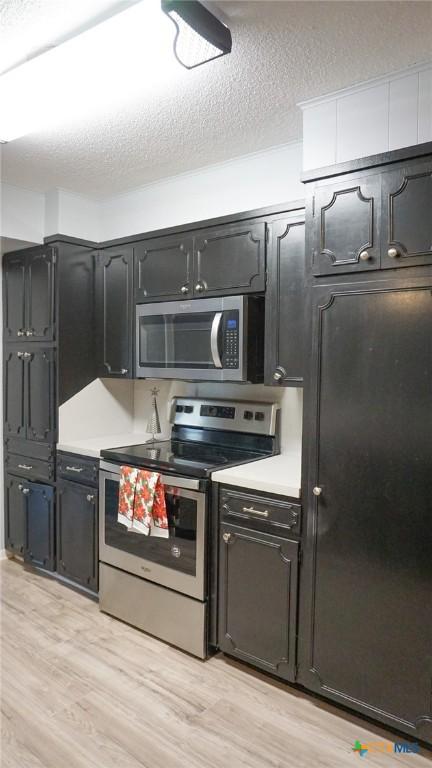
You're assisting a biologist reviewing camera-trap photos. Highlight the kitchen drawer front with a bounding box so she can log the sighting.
[5,452,54,483]
[57,452,99,486]
[220,486,301,536]
[4,437,54,462]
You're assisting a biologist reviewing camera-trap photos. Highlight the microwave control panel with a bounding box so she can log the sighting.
[223,312,239,369]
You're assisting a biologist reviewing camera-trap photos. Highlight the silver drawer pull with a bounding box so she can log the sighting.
[242,506,269,518]
[18,464,33,470]
[22,488,30,495]
[86,494,95,502]
[66,466,83,473]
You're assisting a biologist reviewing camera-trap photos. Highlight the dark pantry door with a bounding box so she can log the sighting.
[298,278,432,740]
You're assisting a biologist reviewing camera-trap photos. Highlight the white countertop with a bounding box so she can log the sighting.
[57,432,167,458]
[211,451,301,499]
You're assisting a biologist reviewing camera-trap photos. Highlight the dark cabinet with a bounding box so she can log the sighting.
[24,481,55,571]
[4,474,26,555]
[4,348,56,443]
[298,277,432,742]
[3,253,26,341]
[95,247,133,378]
[194,220,266,296]
[381,158,432,269]
[27,348,56,442]
[218,522,299,681]
[135,236,193,302]
[265,213,305,386]
[311,174,381,276]
[135,220,266,304]
[3,247,55,342]
[4,349,26,439]
[57,480,98,592]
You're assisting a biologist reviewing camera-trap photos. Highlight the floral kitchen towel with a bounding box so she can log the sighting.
[118,465,169,538]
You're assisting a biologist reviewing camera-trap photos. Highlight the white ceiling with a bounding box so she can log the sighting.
[1,0,431,198]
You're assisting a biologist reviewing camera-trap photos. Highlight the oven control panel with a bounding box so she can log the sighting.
[171,397,280,436]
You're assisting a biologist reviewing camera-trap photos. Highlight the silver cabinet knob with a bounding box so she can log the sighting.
[273,366,287,382]
[222,532,231,543]
[195,282,204,292]
[25,329,34,337]
[22,488,30,495]
[359,250,370,261]
[313,487,322,496]
[18,484,23,491]
[86,494,95,502]
[22,352,32,359]
[388,247,399,259]
[16,351,24,358]
[17,330,25,337]
[120,368,128,375]
[181,284,189,294]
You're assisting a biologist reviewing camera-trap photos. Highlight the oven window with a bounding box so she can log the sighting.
[138,312,216,369]
[104,478,198,576]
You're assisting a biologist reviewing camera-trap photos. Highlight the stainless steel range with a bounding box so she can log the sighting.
[99,396,280,658]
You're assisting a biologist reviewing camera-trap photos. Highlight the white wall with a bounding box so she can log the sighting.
[45,187,102,242]
[0,181,45,243]
[301,61,432,171]
[100,142,304,240]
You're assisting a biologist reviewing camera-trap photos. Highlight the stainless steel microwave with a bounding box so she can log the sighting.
[135,295,264,381]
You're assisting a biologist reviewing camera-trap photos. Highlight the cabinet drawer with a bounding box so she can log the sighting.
[5,452,54,483]
[220,487,301,536]
[57,452,98,486]
[4,437,54,462]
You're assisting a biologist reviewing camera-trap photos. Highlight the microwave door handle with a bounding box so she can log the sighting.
[210,312,223,369]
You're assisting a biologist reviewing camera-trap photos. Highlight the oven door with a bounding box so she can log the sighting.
[135,296,244,380]
[99,462,207,600]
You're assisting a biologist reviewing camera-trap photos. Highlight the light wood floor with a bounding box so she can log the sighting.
[1,558,431,768]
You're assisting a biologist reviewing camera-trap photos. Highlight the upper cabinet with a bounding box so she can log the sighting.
[381,158,432,269]
[95,247,134,378]
[194,220,266,296]
[135,235,193,302]
[135,220,267,303]
[307,150,432,278]
[3,246,55,342]
[311,174,381,276]
[265,212,305,386]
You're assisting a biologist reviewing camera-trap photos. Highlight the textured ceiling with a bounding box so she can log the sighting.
[1,0,431,198]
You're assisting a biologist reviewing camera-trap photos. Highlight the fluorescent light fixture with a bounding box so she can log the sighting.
[161,1,232,69]
[0,0,177,142]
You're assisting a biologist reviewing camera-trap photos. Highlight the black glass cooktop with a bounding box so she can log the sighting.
[101,439,269,478]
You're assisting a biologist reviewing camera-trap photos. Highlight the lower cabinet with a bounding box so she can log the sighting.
[5,474,26,555]
[24,481,55,571]
[218,522,299,681]
[57,480,98,592]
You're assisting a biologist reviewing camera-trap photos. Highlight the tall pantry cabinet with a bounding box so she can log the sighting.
[3,239,96,571]
[298,145,432,745]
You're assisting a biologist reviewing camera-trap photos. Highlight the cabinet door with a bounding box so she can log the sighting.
[26,349,56,443]
[24,482,55,571]
[96,248,133,378]
[298,280,432,740]
[3,253,27,341]
[26,247,55,341]
[57,481,98,592]
[312,174,381,276]
[265,214,305,386]
[4,349,26,439]
[194,220,266,296]
[218,523,298,681]
[135,236,193,302]
[4,475,26,555]
[382,159,432,269]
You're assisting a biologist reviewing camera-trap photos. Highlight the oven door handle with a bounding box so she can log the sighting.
[210,312,223,369]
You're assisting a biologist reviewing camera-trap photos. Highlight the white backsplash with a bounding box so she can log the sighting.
[60,377,303,454]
